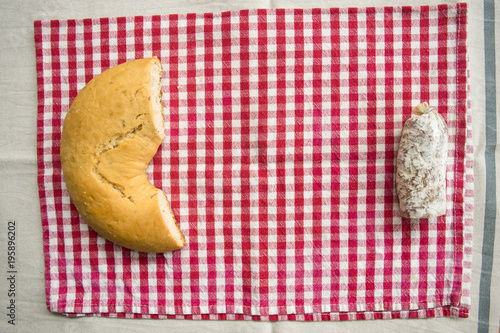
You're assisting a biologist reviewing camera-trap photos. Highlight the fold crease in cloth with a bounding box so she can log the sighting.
[34,3,473,320]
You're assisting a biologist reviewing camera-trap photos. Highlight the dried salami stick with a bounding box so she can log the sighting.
[396,102,448,219]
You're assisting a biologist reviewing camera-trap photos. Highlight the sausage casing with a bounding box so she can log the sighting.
[396,102,448,219]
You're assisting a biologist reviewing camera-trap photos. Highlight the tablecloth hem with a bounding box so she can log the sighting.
[48,298,470,320]
[51,305,469,321]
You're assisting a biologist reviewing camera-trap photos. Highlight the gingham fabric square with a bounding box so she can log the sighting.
[35,3,473,320]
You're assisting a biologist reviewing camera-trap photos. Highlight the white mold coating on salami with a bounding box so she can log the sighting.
[396,103,448,219]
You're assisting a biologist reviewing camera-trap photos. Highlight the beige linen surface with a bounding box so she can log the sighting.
[0,0,498,332]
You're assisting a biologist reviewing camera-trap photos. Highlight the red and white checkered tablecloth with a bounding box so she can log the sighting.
[34,3,473,320]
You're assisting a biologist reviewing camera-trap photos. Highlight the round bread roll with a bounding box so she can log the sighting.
[60,57,185,253]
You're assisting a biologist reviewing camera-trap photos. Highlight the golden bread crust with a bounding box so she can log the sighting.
[60,57,185,252]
